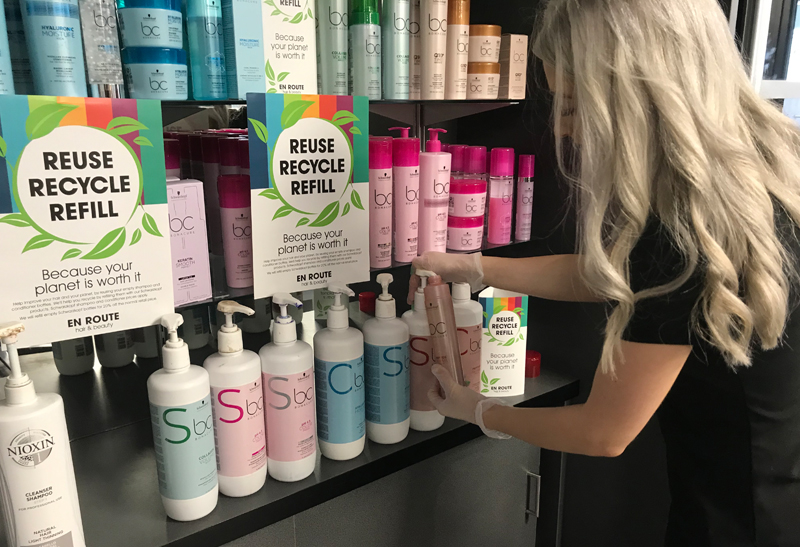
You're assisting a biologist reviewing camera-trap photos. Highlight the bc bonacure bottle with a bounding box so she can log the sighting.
[487,147,514,245]
[389,127,420,263]
[381,0,409,99]
[187,0,228,99]
[349,0,381,98]
[78,0,123,97]
[514,154,534,242]
[315,0,348,95]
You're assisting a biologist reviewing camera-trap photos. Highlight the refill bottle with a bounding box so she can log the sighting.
[349,0,381,99]
[187,0,228,99]
[52,337,95,375]
[420,0,446,99]
[5,0,32,94]
[363,274,410,444]
[94,330,135,368]
[515,154,534,242]
[0,3,15,94]
[408,0,420,99]
[79,0,123,97]
[218,174,253,288]
[424,274,465,385]
[204,301,267,497]
[369,136,393,269]
[148,314,218,521]
[381,0,409,99]
[402,270,444,431]
[389,127,420,263]
[0,323,86,547]
[259,294,316,482]
[444,0,468,99]
[316,0,348,95]
[21,0,88,96]
[418,128,451,254]
[452,282,481,391]
[487,147,515,245]
[314,283,366,460]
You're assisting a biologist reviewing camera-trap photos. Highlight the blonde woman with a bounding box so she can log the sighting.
[411,0,800,544]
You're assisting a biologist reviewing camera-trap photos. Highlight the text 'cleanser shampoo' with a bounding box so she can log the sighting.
[148,313,219,521]
[260,294,316,482]
[0,323,86,547]
[364,274,410,444]
[204,301,267,497]
[314,282,366,461]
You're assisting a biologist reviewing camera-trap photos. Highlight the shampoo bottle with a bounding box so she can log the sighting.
[5,0,32,94]
[52,337,95,376]
[420,0,446,99]
[313,282,366,460]
[0,2,15,94]
[487,147,515,245]
[402,270,444,431]
[0,323,86,546]
[94,330,135,368]
[78,0,124,97]
[514,154,534,242]
[424,274,465,385]
[259,294,316,482]
[381,0,409,99]
[204,301,267,497]
[148,313,218,520]
[316,0,348,95]
[218,174,253,288]
[369,136,393,269]
[408,0,420,99]
[349,0,381,99]
[389,127,420,263]
[187,0,228,99]
[444,0,469,100]
[363,274,410,444]
[452,282,481,391]
[418,128,451,255]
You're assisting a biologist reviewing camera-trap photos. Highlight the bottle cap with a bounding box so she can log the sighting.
[161,313,190,371]
[391,132,421,167]
[201,135,220,163]
[526,350,541,378]
[467,62,501,75]
[216,300,254,353]
[238,138,250,170]
[369,137,393,170]
[350,0,379,25]
[218,175,251,208]
[118,0,182,10]
[188,134,204,164]
[272,293,302,344]
[375,273,396,318]
[0,323,35,404]
[450,145,468,173]
[469,24,502,37]
[359,291,376,315]
[452,282,471,301]
[519,154,535,178]
[425,128,447,153]
[490,147,515,177]
[388,126,410,138]
[450,179,487,194]
[121,46,186,65]
[164,139,180,172]
[448,0,470,25]
[448,215,483,229]
[466,146,487,174]
[219,138,240,168]
[326,282,355,329]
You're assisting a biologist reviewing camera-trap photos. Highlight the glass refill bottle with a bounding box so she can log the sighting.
[187,0,228,99]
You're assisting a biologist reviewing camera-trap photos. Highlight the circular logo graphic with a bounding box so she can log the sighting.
[15,125,142,244]
[488,310,520,343]
[7,429,55,467]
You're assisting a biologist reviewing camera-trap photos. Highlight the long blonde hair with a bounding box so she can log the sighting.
[532,0,800,372]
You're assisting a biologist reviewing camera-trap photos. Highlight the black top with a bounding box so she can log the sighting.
[623,218,800,547]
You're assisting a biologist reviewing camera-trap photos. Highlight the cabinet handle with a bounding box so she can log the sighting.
[525,471,541,522]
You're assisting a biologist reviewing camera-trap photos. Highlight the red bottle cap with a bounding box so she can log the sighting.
[359,291,376,315]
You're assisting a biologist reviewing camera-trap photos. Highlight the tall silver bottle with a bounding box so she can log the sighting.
[78,0,124,97]
[381,0,409,99]
[348,0,381,99]
[316,0,348,95]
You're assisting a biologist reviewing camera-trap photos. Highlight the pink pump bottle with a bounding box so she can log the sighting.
[418,128,451,255]
[389,127,421,263]
[515,155,535,242]
[369,137,394,269]
[424,275,465,386]
[487,147,515,245]
[218,175,253,288]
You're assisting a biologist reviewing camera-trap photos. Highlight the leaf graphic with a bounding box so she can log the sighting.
[483,332,491,337]
[483,311,488,319]
[307,7,313,18]
[309,201,339,227]
[142,212,162,237]
[267,88,278,94]
[271,8,280,14]
[342,202,350,216]
[350,126,362,135]
[107,116,148,136]
[513,307,523,313]
[130,228,142,245]
[260,188,280,200]
[332,110,359,125]
[283,16,288,21]
[350,189,364,210]
[0,213,30,227]
[277,72,290,82]
[490,378,500,385]
[519,333,524,341]
[503,338,515,347]
[265,60,275,81]
[264,0,274,6]
[481,371,489,385]
[481,389,489,393]
[248,118,269,144]
[289,11,303,23]
[0,135,6,157]
[61,248,81,260]
[296,217,310,227]
[22,234,54,253]
[281,100,314,130]
[493,300,504,315]
[25,103,78,140]
[273,205,293,219]
[81,227,126,260]
[133,136,153,147]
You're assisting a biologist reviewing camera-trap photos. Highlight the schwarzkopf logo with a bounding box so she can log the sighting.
[7,429,55,467]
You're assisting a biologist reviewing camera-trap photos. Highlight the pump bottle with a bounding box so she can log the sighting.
[204,301,267,497]
[0,323,86,546]
[369,136,394,269]
[147,314,218,521]
[424,274,465,385]
[313,282,366,460]
[389,126,421,263]
[363,274,410,444]
[418,128,451,254]
[452,282,482,391]
[259,294,316,482]
[402,270,444,431]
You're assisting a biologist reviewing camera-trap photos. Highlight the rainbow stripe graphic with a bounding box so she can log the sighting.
[482,295,529,328]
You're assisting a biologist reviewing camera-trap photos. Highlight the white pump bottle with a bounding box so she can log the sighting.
[313,282,366,461]
[204,301,267,497]
[403,269,445,431]
[0,322,86,547]
[147,313,218,521]
[363,274,411,444]
[259,294,316,482]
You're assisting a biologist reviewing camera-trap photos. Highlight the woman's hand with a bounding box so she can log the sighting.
[428,364,485,423]
[407,252,484,304]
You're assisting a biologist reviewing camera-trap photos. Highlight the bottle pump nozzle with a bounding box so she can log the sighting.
[216,300,254,353]
[0,322,35,404]
[415,269,434,292]
[375,273,396,318]
[272,293,302,344]
[426,128,447,152]
[160,313,190,371]
[326,282,354,330]
[388,127,410,138]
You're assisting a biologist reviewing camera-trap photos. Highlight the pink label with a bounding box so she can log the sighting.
[487,196,513,244]
[211,381,267,477]
[220,206,253,287]
[263,370,316,462]
[370,168,393,268]
[457,324,482,392]
[449,192,486,217]
[409,335,437,411]
[447,226,483,251]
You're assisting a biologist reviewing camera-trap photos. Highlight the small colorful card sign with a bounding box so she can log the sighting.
[247,93,370,297]
[0,96,174,347]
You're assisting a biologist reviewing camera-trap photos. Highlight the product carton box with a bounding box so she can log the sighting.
[223,0,267,98]
[498,34,528,100]
[261,0,318,94]
[479,287,528,396]
[167,179,213,306]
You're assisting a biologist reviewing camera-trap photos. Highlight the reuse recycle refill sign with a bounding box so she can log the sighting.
[0,96,173,347]
[247,94,369,296]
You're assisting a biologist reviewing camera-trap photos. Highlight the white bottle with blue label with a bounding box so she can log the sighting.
[363,273,410,444]
[147,313,218,521]
[314,282,365,460]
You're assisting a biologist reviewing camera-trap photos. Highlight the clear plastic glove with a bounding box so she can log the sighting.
[408,252,484,304]
[427,364,485,424]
